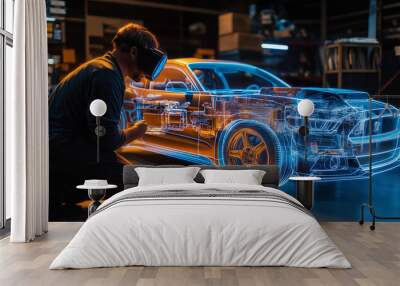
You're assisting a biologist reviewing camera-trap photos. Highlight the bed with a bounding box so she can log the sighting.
[50,165,350,269]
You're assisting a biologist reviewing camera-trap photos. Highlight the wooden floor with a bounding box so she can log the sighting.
[0,222,399,286]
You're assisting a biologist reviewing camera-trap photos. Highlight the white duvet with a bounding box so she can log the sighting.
[50,183,350,269]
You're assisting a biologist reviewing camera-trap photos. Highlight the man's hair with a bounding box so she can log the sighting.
[112,23,159,52]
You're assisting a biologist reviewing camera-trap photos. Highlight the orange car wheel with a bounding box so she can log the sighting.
[219,122,279,167]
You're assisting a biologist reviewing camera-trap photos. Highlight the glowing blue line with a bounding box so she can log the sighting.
[355,147,400,158]
[187,62,290,88]
[349,129,400,144]
[360,160,400,174]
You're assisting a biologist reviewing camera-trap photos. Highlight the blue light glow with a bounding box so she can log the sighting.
[261,43,289,50]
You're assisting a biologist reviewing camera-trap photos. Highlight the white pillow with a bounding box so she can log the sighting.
[135,167,201,186]
[200,169,266,185]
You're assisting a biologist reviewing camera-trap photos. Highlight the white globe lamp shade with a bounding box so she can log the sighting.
[90,99,107,117]
[297,99,315,117]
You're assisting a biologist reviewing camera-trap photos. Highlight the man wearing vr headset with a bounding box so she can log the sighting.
[49,23,167,219]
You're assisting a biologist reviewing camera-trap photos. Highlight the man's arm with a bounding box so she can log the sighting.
[122,120,147,144]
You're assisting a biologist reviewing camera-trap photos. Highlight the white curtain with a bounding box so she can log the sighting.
[7,0,49,242]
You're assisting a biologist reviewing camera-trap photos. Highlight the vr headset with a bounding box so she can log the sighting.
[113,32,167,81]
[137,47,167,81]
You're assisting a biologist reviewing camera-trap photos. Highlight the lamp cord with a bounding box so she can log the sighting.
[304,116,308,171]
[96,116,100,164]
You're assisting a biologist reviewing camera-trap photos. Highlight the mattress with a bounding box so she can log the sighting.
[50,183,350,269]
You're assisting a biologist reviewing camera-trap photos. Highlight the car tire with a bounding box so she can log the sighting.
[217,120,281,169]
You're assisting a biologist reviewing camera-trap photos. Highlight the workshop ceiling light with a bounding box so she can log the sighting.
[261,43,289,50]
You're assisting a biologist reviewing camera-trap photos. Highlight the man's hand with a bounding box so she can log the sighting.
[123,120,148,144]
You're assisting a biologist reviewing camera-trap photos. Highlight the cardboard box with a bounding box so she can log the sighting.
[395,45,400,56]
[219,33,263,52]
[63,48,76,64]
[219,13,250,36]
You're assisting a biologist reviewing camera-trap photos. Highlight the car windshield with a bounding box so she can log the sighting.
[188,62,290,91]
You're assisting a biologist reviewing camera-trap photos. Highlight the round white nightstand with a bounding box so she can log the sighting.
[289,176,321,210]
[77,181,117,216]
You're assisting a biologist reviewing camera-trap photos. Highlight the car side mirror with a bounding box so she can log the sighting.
[165,81,190,92]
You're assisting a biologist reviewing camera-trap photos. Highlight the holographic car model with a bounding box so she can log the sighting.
[118,59,400,184]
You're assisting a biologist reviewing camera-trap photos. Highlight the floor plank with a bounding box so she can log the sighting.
[0,222,399,286]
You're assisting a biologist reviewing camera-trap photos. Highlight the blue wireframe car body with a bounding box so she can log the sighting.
[118,59,400,184]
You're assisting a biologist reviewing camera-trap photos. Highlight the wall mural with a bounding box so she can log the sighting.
[118,59,400,186]
[48,57,400,221]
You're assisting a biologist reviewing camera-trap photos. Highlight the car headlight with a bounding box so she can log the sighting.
[284,106,344,134]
